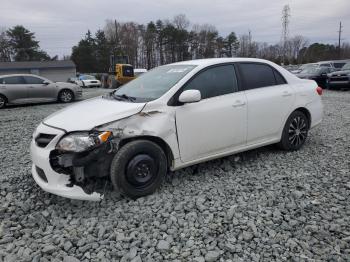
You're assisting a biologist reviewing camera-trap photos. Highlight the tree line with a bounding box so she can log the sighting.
[1,16,350,73]
[71,14,350,72]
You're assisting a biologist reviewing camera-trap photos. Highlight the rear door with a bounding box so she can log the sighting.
[23,75,55,101]
[237,62,295,145]
[0,76,26,103]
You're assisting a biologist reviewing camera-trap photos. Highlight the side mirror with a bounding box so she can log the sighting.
[43,81,50,85]
[178,89,201,104]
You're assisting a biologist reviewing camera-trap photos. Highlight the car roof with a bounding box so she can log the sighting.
[0,73,46,78]
[171,57,279,67]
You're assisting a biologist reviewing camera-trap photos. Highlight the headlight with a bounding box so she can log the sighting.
[56,131,112,152]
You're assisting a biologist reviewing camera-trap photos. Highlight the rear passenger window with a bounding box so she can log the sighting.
[273,70,287,85]
[239,63,279,89]
[2,76,25,84]
[183,65,238,99]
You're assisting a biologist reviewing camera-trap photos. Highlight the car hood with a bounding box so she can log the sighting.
[329,70,350,76]
[43,96,145,132]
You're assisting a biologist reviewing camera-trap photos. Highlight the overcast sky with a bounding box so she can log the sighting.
[1,0,349,58]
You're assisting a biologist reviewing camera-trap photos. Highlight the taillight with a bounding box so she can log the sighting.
[316,86,323,95]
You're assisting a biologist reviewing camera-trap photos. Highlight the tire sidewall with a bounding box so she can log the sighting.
[110,140,167,199]
[280,111,309,151]
[0,95,6,109]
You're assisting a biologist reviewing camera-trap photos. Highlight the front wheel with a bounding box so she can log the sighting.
[110,140,167,199]
[58,90,74,103]
[278,111,309,151]
[0,95,7,109]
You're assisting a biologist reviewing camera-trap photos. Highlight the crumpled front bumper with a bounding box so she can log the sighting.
[30,123,103,201]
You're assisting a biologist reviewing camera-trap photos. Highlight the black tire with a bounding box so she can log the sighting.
[110,140,167,199]
[278,111,309,151]
[58,89,74,103]
[108,75,118,89]
[0,95,7,109]
[101,74,109,88]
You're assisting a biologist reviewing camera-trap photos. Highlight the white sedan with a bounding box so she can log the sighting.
[30,58,323,200]
[76,74,101,88]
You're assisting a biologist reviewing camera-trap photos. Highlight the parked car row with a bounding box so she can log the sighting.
[289,60,350,89]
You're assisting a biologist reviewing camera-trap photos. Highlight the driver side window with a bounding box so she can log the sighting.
[182,65,238,99]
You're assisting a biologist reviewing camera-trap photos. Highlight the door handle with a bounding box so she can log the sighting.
[232,100,246,107]
[282,91,292,97]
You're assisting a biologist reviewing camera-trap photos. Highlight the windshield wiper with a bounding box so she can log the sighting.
[111,93,136,102]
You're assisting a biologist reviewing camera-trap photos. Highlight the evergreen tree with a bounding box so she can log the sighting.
[6,25,50,61]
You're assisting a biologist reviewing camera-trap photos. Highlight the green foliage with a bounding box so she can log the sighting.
[71,30,112,73]
[6,25,50,61]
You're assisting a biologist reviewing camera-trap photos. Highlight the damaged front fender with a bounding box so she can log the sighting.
[97,106,180,164]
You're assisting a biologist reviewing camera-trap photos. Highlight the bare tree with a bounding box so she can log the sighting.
[173,14,190,30]
[0,28,11,61]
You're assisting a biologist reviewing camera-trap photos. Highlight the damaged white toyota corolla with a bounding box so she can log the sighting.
[30,58,323,201]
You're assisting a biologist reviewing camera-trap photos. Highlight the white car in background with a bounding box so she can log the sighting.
[76,74,101,88]
[30,58,323,201]
[134,68,148,77]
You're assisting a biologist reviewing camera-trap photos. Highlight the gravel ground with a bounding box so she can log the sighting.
[0,89,349,262]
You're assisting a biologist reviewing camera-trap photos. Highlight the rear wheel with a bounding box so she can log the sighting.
[101,74,109,88]
[108,75,118,89]
[110,140,167,199]
[278,111,309,151]
[58,90,74,103]
[0,95,7,109]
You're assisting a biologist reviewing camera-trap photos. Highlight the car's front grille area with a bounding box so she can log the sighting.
[35,166,48,183]
[35,133,56,147]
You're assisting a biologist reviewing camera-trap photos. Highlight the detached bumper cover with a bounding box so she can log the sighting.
[30,123,103,201]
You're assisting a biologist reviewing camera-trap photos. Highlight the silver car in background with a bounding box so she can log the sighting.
[0,74,82,109]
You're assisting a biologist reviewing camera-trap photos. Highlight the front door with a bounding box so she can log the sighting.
[175,64,247,162]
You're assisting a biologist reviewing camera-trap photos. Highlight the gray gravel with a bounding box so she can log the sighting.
[0,89,349,261]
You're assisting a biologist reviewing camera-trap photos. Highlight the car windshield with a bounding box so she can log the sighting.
[341,63,350,70]
[80,75,95,80]
[112,64,196,102]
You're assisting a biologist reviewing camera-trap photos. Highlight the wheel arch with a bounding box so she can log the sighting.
[118,135,174,169]
[293,107,311,128]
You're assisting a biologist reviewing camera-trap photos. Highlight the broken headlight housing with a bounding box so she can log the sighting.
[56,131,112,152]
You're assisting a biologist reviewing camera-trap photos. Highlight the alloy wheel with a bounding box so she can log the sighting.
[288,116,308,146]
[60,91,73,102]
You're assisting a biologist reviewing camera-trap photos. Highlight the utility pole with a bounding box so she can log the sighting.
[281,5,290,65]
[338,21,343,58]
[248,30,251,57]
